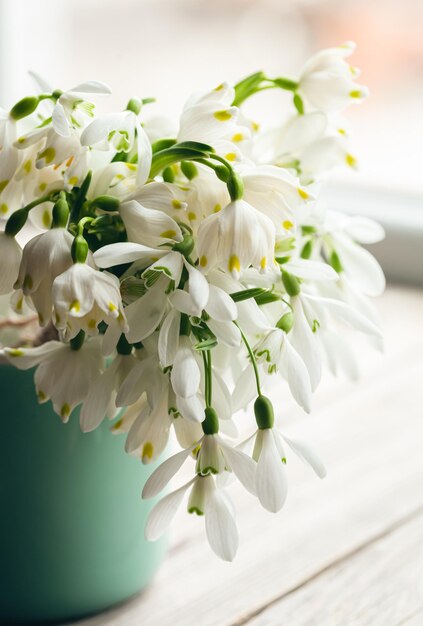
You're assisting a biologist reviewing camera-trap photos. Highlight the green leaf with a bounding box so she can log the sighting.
[194,337,218,351]
[230,287,268,302]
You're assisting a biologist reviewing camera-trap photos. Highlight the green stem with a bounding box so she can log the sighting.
[202,350,213,408]
[234,322,262,396]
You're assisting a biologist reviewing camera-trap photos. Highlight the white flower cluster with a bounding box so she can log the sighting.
[0,43,383,560]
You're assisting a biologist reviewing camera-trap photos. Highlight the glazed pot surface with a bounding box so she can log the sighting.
[0,365,167,624]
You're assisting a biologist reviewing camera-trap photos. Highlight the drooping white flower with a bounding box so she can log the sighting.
[168,275,240,349]
[255,328,312,413]
[81,110,152,185]
[178,82,247,149]
[80,351,139,432]
[3,338,103,421]
[145,473,239,561]
[51,263,127,341]
[298,42,369,112]
[14,227,73,326]
[51,80,111,137]
[253,427,326,513]
[242,164,313,232]
[0,232,22,295]
[197,199,276,278]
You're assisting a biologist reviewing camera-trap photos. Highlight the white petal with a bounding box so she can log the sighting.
[283,434,327,478]
[232,365,257,413]
[170,341,201,398]
[176,393,205,423]
[205,491,239,561]
[79,360,118,432]
[142,446,194,499]
[279,338,312,413]
[185,260,209,311]
[69,80,111,95]
[93,242,161,268]
[344,216,385,244]
[135,118,152,186]
[207,319,241,347]
[303,293,383,338]
[290,296,322,391]
[206,285,237,321]
[221,442,256,495]
[168,289,199,316]
[333,233,385,296]
[52,103,70,137]
[285,258,338,281]
[158,309,181,367]
[145,481,192,541]
[256,429,288,513]
[3,341,63,370]
[125,281,168,343]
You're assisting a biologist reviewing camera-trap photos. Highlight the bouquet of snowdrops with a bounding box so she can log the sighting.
[0,42,384,560]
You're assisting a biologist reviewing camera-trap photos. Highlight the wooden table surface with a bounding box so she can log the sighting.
[73,285,423,626]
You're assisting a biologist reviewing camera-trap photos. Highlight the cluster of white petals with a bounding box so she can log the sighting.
[0,44,384,560]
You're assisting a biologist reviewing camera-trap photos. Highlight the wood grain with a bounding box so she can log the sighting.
[73,286,423,626]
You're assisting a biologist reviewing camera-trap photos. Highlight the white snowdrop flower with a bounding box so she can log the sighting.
[0,232,22,295]
[14,227,73,326]
[81,110,152,185]
[197,199,276,278]
[298,42,369,112]
[142,421,255,502]
[251,396,326,513]
[322,221,386,297]
[259,112,358,182]
[178,82,244,147]
[125,391,173,463]
[255,328,312,413]
[3,338,102,421]
[196,434,256,494]
[120,197,184,249]
[242,164,313,231]
[15,124,84,172]
[168,271,240,348]
[253,427,289,513]
[52,263,128,341]
[80,351,139,432]
[51,81,111,138]
[145,473,239,561]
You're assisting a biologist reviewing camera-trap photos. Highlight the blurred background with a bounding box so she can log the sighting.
[2,0,422,286]
[1,0,422,193]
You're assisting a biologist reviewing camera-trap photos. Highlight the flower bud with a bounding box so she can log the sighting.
[5,208,29,237]
[329,250,343,273]
[71,235,89,264]
[9,96,39,121]
[300,239,313,259]
[254,395,274,430]
[126,97,142,115]
[202,408,219,435]
[90,195,120,212]
[162,166,175,183]
[254,396,275,430]
[276,311,294,333]
[181,161,198,180]
[52,194,70,228]
[281,270,301,297]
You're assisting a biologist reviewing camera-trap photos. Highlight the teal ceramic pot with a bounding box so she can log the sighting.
[0,364,167,624]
